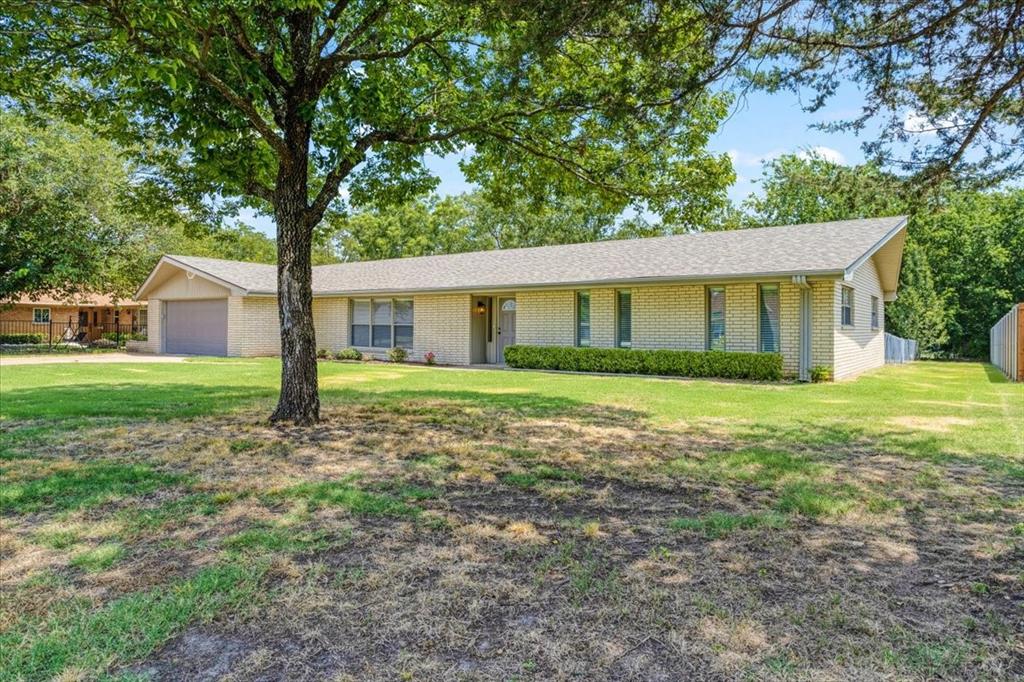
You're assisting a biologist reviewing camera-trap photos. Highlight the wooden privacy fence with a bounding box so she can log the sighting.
[990,303,1023,381]
[884,333,918,364]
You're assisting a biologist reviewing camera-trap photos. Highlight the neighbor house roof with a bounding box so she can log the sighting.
[137,216,908,299]
[12,291,142,307]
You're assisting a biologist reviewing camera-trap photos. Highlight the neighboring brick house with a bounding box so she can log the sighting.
[134,216,907,380]
[0,292,145,342]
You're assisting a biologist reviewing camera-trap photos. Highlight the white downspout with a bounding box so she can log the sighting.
[792,276,812,381]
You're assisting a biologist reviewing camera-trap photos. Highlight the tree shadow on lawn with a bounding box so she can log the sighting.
[0,382,279,422]
[119,415,1022,681]
[3,388,1023,681]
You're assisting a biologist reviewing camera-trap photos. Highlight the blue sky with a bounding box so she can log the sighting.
[244,85,874,237]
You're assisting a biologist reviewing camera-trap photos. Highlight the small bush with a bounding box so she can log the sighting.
[503,345,783,381]
[335,347,362,361]
[316,348,330,359]
[0,333,44,344]
[100,331,147,343]
[424,351,436,365]
[810,365,833,383]
[387,346,408,363]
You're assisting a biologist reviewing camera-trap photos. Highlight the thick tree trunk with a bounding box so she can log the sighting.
[270,160,320,425]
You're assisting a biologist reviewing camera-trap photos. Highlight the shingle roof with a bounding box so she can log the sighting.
[13,291,142,307]
[157,216,907,297]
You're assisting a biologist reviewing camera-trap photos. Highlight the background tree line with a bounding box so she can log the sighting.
[3,109,1019,359]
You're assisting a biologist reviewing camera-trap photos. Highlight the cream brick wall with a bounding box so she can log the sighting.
[145,300,162,353]
[723,283,758,352]
[590,288,616,348]
[412,293,471,365]
[833,258,885,380]
[812,280,834,370]
[313,297,349,351]
[224,296,281,357]
[517,290,575,346]
[632,285,704,350]
[778,283,802,375]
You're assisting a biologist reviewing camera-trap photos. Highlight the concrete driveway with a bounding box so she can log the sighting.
[0,352,189,366]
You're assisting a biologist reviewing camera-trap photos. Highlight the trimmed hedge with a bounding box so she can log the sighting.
[0,333,44,345]
[503,345,783,381]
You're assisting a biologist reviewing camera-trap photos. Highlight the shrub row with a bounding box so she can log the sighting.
[0,333,44,344]
[503,345,784,381]
[101,332,147,342]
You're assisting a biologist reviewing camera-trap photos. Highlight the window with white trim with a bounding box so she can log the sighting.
[351,299,413,348]
[576,291,591,347]
[616,290,632,348]
[707,287,726,350]
[841,286,854,326]
[32,308,50,324]
[759,284,780,352]
[871,296,880,329]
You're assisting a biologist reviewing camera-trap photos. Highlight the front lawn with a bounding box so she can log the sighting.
[1,360,1021,680]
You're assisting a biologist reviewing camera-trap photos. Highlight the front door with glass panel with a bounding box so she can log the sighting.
[497,298,516,363]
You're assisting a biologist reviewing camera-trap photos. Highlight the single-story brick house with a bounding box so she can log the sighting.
[0,291,145,342]
[134,216,907,380]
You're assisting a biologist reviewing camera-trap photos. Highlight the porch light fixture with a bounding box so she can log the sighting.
[475,300,487,315]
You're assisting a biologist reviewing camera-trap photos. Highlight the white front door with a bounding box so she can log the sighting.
[497,297,516,363]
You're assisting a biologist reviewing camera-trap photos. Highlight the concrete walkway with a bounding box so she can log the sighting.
[0,352,189,366]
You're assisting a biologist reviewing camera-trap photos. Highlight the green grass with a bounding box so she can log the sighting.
[669,511,788,537]
[222,526,337,554]
[279,480,423,517]
[503,464,584,488]
[0,359,1021,679]
[0,561,267,681]
[69,542,125,572]
[1,359,1018,463]
[1,462,185,514]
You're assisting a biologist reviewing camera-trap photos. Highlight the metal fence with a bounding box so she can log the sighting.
[0,320,147,348]
[884,332,918,364]
[990,303,1022,381]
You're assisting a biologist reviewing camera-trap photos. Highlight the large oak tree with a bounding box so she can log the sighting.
[1,0,736,423]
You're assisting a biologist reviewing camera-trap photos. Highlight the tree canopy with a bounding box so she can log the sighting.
[734,152,1023,356]
[724,0,1024,186]
[0,0,743,422]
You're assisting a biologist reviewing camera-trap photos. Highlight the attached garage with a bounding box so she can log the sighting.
[164,299,228,356]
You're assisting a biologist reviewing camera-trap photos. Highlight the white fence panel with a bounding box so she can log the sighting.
[884,333,918,364]
[990,304,1020,381]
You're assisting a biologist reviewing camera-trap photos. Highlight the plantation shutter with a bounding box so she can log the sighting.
[617,290,632,347]
[708,287,726,350]
[576,291,591,346]
[759,284,780,352]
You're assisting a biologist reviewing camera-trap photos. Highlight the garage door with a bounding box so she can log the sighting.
[164,300,228,356]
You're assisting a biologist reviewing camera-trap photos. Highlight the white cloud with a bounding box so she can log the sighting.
[727,148,785,168]
[798,146,846,164]
[902,110,962,135]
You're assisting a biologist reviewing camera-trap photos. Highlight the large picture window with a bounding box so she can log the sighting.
[576,291,591,347]
[707,287,726,350]
[616,290,632,348]
[759,284,780,353]
[841,286,854,326]
[352,299,413,348]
